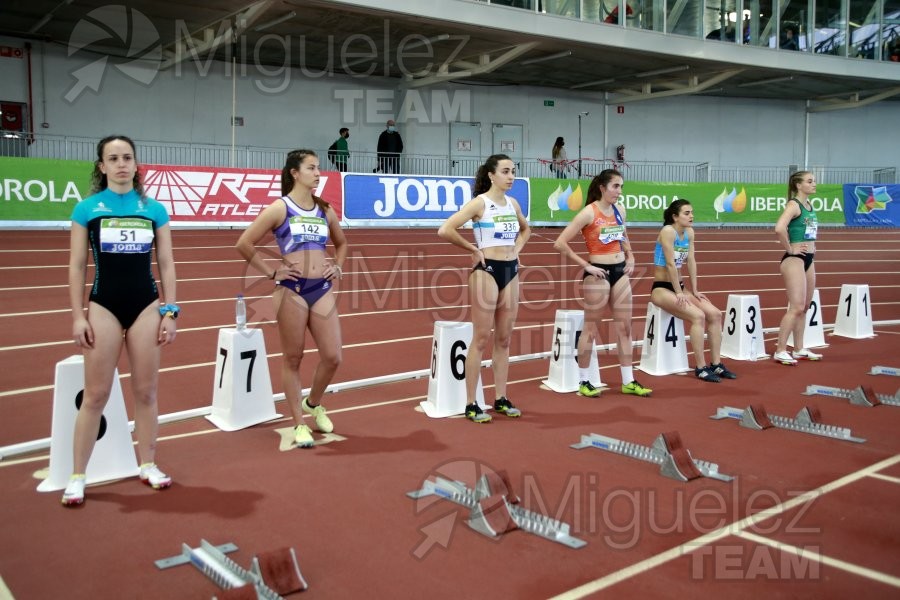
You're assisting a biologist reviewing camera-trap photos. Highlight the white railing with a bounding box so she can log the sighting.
[0,132,894,184]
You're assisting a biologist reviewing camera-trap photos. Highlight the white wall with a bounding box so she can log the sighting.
[1,34,897,172]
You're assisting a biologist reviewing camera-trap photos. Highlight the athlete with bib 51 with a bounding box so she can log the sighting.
[64,135,177,506]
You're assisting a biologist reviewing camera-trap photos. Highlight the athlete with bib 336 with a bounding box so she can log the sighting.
[439,154,530,423]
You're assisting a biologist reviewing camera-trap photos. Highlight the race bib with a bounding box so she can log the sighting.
[804,217,818,240]
[99,218,154,253]
[493,214,520,240]
[598,224,625,246]
[673,244,689,268]
[289,215,328,245]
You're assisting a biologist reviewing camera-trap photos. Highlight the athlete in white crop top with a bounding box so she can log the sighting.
[438,154,530,423]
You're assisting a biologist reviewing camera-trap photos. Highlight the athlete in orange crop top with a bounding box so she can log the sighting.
[554,169,651,398]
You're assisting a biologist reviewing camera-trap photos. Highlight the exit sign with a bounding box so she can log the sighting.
[544,100,555,107]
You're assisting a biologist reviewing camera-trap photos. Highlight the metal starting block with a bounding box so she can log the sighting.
[802,384,900,407]
[156,540,283,599]
[711,405,866,443]
[156,540,308,598]
[407,473,587,549]
[869,366,900,377]
[570,432,734,482]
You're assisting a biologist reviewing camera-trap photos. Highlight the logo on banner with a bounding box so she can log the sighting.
[713,187,747,219]
[547,183,584,218]
[854,185,892,213]
[343,175,529,220]
[142,166,331,219]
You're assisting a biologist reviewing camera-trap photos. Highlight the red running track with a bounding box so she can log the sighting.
[0,227,899,599]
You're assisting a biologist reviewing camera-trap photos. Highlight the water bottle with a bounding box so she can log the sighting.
[235,293,247,331]
[749,335,758,361]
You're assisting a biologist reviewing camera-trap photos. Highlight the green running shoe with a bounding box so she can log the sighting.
[578,381,601,397]
[622,380,653,396]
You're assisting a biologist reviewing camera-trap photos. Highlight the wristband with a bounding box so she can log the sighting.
[158,303,180,319]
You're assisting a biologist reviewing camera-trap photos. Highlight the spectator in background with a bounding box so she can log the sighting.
[328,128,350,172]
[781,23,800,51]
[376,119,403,174]
[551,136,571,179]
[890,38,900,62]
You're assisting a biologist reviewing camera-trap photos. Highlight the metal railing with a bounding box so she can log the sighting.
[0,133,894,184]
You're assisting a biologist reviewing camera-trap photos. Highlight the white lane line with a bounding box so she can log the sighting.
[0,374,550,467]
[548,453,900,599]
[868,472,900,485]
[736,530,900,588]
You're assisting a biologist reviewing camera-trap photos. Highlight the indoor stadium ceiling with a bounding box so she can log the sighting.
[4,0,900,110]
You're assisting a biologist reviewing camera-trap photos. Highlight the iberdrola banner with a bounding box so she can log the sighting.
[530,178,845,225]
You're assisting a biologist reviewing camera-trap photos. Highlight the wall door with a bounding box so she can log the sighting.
[449,122,481,176]
[492,123,524,172]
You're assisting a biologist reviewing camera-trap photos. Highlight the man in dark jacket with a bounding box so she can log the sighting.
[376,119,403,174]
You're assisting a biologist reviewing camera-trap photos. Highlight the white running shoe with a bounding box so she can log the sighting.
[61,474,86,506]
[773,351,798,365]
[139,463,173,489]
[792,348,823,361]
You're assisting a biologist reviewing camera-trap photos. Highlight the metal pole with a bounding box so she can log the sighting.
[578,114,583,178]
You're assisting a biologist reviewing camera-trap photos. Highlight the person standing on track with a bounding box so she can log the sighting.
[63,135,177,506]
[773,170,822,364]
[236,149,347,448]
[649,199,736,383]
[438,154,530,423]
[553,169,652,398]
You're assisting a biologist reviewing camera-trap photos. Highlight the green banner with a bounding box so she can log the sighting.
[0,157,93,221]
[530,178,844,225]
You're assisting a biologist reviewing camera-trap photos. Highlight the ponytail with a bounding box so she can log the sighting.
[472,154,512,197]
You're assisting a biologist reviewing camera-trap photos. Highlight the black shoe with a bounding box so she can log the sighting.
[493,397,522,417]
[695,366,721,383]
[712,362,737,379]
[465,403,492,423]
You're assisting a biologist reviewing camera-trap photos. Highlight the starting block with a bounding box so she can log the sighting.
[207,328,281,432]
[720,294,768,361]
[156,540,308,598]
[570,432,733,482]
[710,405,866,443]
[638,303,691,376]
[38,355,139,493]
[421,321,486,418]
[870,366,900,377]
[802,384,900,407]
[833,284,875,339]
[407,471,586,548]
[542,309,604,393]
[787,288,828,349]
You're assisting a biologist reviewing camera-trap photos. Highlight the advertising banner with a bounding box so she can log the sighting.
[0,158,343,225]
[530,178,844,225]
[142,164,343,224]
[842,184,900,227]
[0,157,93,223]
[342,173,530,225]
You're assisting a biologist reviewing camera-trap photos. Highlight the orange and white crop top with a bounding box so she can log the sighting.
[581,203,625,255]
